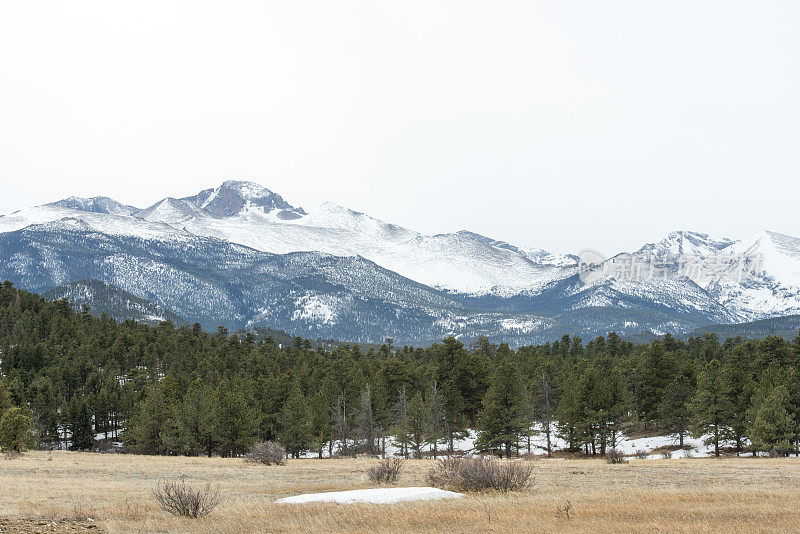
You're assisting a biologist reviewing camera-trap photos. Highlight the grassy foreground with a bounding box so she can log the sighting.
[1,451,800,533]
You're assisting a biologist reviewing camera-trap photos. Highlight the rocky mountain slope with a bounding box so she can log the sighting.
[1,181,799,344]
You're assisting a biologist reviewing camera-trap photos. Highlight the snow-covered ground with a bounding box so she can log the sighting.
[300,427,719,460]
[275,487,464,504]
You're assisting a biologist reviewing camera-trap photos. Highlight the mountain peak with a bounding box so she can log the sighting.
[638,230,734,257]
[182,181,305,218]
[49,196,139,217]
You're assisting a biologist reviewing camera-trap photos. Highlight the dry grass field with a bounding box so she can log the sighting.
[2,451,800,533]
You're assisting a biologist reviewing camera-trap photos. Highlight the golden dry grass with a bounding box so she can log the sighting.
[2,451,800,533]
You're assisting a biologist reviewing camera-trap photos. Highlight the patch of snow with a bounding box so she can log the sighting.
[275,487,464,504]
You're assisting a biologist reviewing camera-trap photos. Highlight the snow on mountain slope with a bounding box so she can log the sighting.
[162,193,575,295]
[44,278,185,325]
[49,196,140,216]
[2,181,575,296]
[4,181,800,338]
[636,230,735,258]
[706,231,800,320]
[136,197,209,224]
[181,180,306,219]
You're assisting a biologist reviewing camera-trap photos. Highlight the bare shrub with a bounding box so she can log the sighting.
[245,441,286,466]
[555,500,572,520]
[606,448,627,464]
[426,457,533,492]
[69,497,92,522]
[634,449,649,460]
[152,479,221,518]
[367,458,403,484]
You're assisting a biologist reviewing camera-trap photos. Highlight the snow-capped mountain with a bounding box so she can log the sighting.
[50,196,140,217]
[706,231,800,320]
[636,230,735,258]
[1,180,800,344]
[1,181,576,296]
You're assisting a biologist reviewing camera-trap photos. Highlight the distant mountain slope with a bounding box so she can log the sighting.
[0,219,562,343]
[1,181,576,296]
[50,196,140,216]
[3,181,800,345]
[688,314,800,341]
[44,279,185,326]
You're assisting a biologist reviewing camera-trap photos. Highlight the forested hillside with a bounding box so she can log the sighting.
[1,280,800,459]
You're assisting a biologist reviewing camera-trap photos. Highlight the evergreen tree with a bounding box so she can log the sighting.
[309,391,332,459]
[169,382,218,456]
[355,383,377,454]
[125,387,167,454]
[0,406,35,453]
[427,380,446,459]
[658,374,693,448]
[690,359,729,457]
[749,385,795,455]
[406,392,429,458]
[476,363,527,458]
[333,391,350,455]
[722,347,754,454]
[536,370,557,457]
[279,386,313,458]
[391,386,410,458]
[215,379,256,457]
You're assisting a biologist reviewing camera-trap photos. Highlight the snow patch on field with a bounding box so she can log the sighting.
[276,487,464,504]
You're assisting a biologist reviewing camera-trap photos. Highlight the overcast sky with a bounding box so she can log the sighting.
[1,1,798,255]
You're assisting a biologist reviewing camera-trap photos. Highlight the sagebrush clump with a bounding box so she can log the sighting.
[367,458,403,484]
[606,448,628,464]
[152,479,220,518]
[245,441,286,465]
[426,457,533,492]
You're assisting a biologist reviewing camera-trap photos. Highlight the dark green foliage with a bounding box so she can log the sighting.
[2,281,800,459]
[476,363,527,458]
[279,386,313,458]
[749,385,795,455]
[0,406,35,452]
[689,359,728,457]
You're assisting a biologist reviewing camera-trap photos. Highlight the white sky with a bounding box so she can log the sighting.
[1,1,798,255]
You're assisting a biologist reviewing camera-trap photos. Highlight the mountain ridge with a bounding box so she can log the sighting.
[2,180,800,345]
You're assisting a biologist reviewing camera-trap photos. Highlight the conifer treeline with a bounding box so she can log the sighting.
[1,281,800,458]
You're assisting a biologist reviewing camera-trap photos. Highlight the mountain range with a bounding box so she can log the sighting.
[1,180,799,344]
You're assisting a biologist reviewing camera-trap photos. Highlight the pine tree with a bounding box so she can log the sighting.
[309,391,332,459]
[594,366,626,455]
[69,399,95,451]
[658,374,693,448]
[689,359,729,457]
[722,347,754,454]
[392,386,410,458]
[536,370,557,457]
[0,406,35,453]
[169,382,218,456]
[355,384,377,455]
[476,362,527,458]
[427,381,446,459]
[638,342,676,428]
[279,386,313,458]
[406,392,429,459]
[749,385,795,455]
[215,380,256,457]
[333,391,350,455]
[125,387,167,454]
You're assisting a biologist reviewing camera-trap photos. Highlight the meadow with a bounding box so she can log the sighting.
[1,451,800,533]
